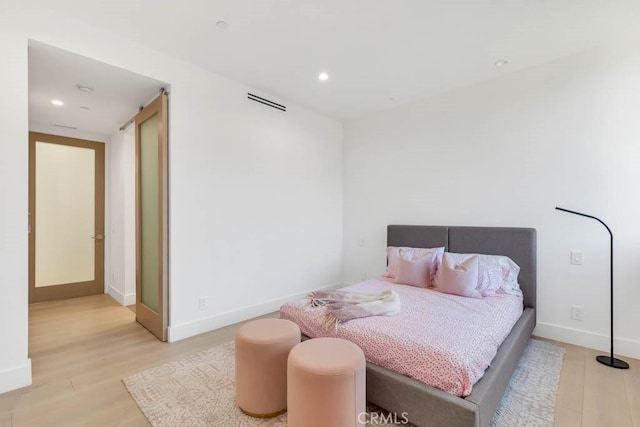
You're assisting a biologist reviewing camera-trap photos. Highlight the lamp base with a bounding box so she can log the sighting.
[596,355,630,369]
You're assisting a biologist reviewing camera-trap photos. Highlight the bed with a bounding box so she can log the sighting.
[281,225,536,427]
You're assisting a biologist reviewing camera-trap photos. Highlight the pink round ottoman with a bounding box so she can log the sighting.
[287,337,366,427]
[235,318,301,418]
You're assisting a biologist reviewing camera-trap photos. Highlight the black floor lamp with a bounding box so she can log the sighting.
[555,207,629,369]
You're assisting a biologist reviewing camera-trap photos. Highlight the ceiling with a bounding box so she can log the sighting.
[29,41,167,140]
[25,0,640,120]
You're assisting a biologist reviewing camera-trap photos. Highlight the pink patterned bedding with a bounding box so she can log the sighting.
[280,278,523,397]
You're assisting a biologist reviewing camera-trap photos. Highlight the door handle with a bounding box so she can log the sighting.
[92,235,104,240]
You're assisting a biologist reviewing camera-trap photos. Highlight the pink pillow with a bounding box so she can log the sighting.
[394,252,434,288]
[437,252,520,296]
[435,253,481,298]
[385,246,444,281]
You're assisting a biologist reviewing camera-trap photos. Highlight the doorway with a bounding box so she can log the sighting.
[28,132,105,303]
[27,40,171,345]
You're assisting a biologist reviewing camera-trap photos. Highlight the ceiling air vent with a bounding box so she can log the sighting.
[52,124,78,130]
[247,93,286,112]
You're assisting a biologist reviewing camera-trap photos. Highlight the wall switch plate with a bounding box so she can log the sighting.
[570,250,584,265]
[571,305,584,321]
[358,238,366,248]
[198,298,207,310]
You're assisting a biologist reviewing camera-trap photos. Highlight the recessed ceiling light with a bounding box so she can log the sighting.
[76,85,94,93]
[51,99,64,106]
[216,20,229,29]
[495,60,509,67]
[318,72,329,81]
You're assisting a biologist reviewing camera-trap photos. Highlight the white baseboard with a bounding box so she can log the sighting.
[107,287,136,307]
[0,359,32,394]
[534,322,640,360]
[168,282,345,343]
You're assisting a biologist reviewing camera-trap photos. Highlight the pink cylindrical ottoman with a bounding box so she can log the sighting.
[287,337,366,427]
[235,318,301,418]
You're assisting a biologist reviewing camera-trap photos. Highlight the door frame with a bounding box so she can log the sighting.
[28,132,106,303]
[135,93,169,341]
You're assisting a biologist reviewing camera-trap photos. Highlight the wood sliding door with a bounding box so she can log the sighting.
[135,94,169,341]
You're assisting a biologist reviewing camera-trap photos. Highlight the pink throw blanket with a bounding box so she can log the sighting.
[306,289,401,329]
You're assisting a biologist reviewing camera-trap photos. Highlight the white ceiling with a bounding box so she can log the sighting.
[25,0,640,120]
[29,41,167,140]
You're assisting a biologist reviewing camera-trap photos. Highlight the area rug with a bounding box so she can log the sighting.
[490,339,565,427]
[123,339,564,427]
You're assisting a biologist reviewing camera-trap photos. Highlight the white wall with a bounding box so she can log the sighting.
[343,47,640,359]
[0,27,31,394]
[108,125,136,306]
[0,6,342,393]
[167,86,343,340]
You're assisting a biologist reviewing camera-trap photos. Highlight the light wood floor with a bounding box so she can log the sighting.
[0,294,638,427]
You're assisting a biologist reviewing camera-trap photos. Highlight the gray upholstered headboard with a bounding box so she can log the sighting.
[387,225,536,309]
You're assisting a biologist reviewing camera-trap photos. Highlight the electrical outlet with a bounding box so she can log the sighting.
[198,298,207,310]
[570,250,584,265]
[358,238,366,248]
[571,306,584,321]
